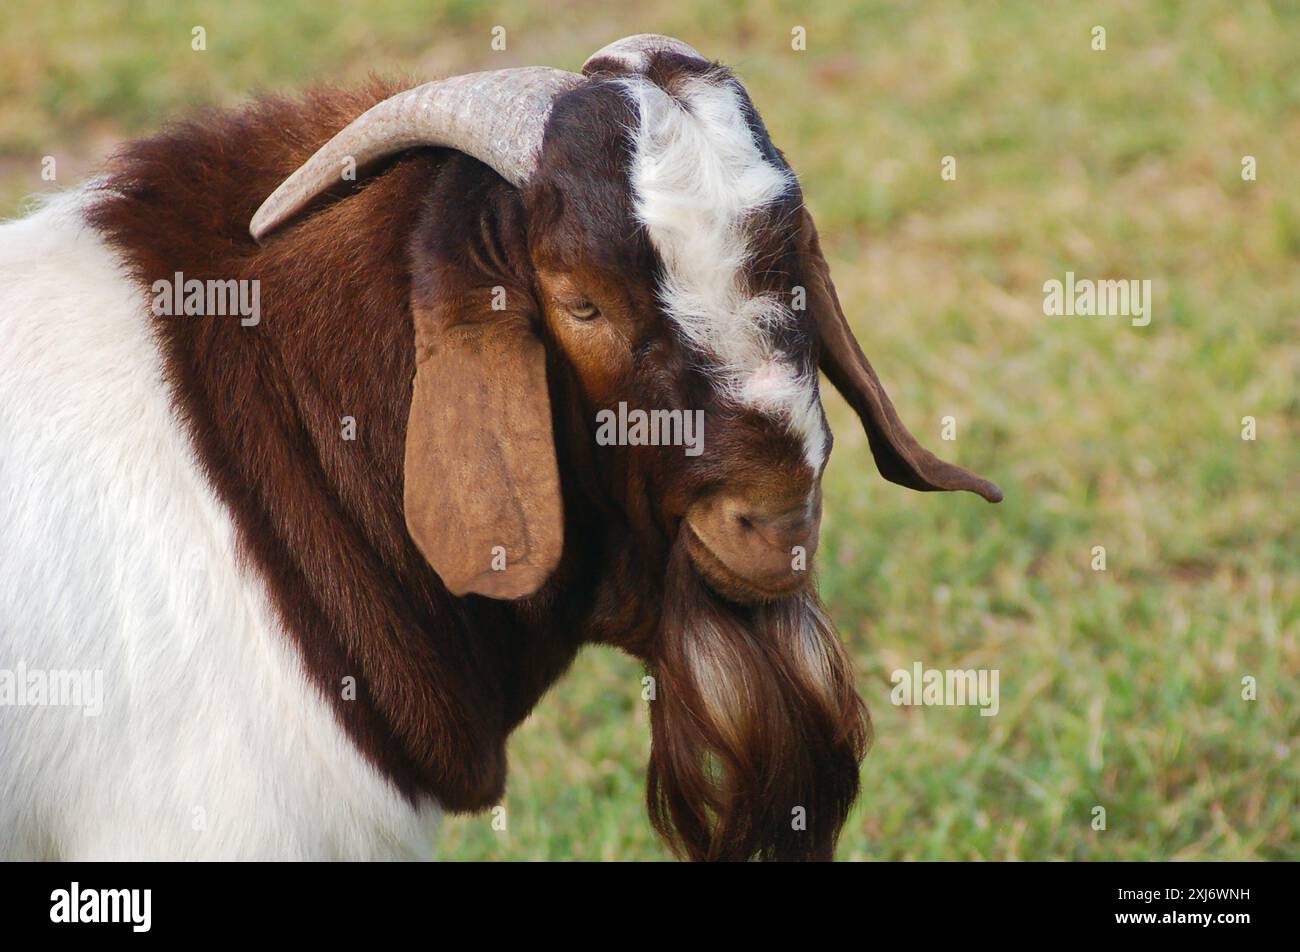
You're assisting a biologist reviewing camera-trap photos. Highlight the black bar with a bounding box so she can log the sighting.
[0,861,1285,939]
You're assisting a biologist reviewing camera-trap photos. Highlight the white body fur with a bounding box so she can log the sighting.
[0,194,439,859]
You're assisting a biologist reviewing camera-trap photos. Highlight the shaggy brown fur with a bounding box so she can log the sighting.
[649,538,867,861]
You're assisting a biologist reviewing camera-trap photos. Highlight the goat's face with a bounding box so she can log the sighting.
[253,37,1001,861]
[526,74,830,605]
[513,65,996,860]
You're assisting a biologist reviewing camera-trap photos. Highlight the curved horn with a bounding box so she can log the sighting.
[250,66,583,241]
[582,34,707,76]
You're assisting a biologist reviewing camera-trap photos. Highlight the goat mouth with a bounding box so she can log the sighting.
[681,523,808,606]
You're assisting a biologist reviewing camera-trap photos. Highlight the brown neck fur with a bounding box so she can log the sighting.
[86,80,612,811]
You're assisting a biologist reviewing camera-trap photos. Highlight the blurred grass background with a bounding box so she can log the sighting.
[2,0,1295,860]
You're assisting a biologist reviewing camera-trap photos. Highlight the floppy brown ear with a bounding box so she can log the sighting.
[800,209,1002,503]
[402,176,564,600]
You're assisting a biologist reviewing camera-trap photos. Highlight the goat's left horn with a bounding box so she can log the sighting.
[250,66,583,241]
[582,34,707,75]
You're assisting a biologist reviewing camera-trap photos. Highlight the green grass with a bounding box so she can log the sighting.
[4,0,1296,860]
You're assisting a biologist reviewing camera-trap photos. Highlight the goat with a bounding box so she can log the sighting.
[0,34,1000,861]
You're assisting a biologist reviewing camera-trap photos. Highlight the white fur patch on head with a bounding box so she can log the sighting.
[618,73,827,471]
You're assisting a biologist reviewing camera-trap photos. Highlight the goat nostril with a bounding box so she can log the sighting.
[738,513,813,551]
[716,495,820,553]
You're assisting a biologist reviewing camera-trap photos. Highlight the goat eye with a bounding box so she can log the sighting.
[566,300,601,321]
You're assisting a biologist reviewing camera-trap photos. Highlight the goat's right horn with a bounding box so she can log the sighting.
[582,34,707,75]
[250,66,583,241]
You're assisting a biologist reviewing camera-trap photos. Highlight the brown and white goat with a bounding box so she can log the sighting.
[0,35,999,860]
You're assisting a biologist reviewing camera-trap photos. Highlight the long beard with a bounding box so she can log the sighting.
[647,536,870,861]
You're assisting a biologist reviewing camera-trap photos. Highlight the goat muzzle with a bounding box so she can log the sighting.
[682,484,823,605]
